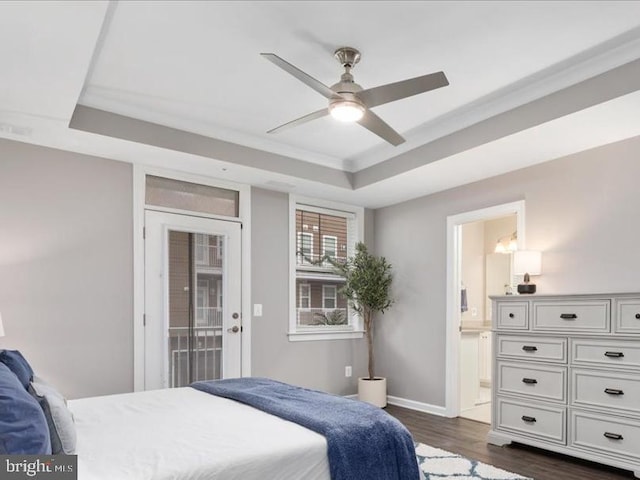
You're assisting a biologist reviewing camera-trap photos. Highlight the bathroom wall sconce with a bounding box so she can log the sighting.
[514,250,542,294]
[495,232,517,254]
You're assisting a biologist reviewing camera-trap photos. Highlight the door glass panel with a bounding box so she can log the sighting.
[145,210,241,390]
[167,231,224,387]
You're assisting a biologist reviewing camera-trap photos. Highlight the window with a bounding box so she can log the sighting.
[322,235,337,266]
[145,175,239,217]
[322,285,337,309]
[196,280,209,327]
[289,196,364,341]
[195,234,209,265]
[299,283,310,309]
[297,232,313,265]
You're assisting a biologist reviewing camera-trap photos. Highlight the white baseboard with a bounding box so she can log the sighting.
[387,395,447,417]
[345,392,447,417]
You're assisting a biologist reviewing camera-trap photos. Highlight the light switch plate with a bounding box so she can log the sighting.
[253,304,263,317]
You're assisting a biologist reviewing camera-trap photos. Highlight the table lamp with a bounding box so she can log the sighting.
[514,250,542,294]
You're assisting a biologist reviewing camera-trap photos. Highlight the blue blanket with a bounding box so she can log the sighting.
[191,377,420,480]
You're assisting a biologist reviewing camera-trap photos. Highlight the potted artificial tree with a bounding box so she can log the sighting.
[334,242,393,407]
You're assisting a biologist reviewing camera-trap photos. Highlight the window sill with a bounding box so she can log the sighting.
[288,330,365,342]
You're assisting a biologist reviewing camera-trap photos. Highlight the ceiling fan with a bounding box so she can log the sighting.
[261,47,449,146]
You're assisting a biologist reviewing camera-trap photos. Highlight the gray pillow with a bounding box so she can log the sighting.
[29,377,76,455]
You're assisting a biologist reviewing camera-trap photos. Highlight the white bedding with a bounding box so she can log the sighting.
[68,387,331,480]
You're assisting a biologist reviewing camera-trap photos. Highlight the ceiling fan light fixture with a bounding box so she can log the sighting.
[262,47,448,144]
[329,100,365,122]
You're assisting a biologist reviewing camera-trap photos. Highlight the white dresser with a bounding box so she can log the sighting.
[488,293,640,477]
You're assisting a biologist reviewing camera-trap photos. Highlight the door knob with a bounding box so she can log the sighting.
[227,325,240,333]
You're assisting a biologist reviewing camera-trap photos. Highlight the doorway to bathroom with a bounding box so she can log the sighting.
[445,201,525,422]
[459,215,516,423]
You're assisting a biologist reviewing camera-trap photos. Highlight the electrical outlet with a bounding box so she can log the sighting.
[345,366,352,377]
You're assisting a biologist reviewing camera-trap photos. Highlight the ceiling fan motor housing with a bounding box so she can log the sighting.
[330,48,364,113]
[334,47,361,68]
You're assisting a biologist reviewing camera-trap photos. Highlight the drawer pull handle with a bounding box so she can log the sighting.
[522,378,538,384]
[635,313,640,319]
[522,345,538,352]
[604,388,624,395]
[604,351,624,358]
[508,313,515,318]
[521,416,536,423]
[560,313,577,319]
[603,432,623,440]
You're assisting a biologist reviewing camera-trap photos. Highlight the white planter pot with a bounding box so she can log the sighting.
[358,377,387,408]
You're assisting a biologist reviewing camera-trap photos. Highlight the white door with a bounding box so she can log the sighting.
[144,210,242,390]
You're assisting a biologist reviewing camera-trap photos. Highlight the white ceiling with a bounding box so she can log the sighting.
[1,1,640,207]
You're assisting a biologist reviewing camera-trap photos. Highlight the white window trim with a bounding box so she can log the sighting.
[288,195,364,342]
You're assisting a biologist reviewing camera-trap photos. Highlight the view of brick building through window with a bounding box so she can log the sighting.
[295,209,350,327]
[168,231,223,386]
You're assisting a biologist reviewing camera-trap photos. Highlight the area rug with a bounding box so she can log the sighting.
[415,442,531,479]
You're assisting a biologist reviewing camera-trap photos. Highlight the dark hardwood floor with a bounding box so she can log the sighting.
[386,404,636,480]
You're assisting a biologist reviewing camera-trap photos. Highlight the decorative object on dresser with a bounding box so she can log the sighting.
[513,251,541,294]
[488,293,640,478]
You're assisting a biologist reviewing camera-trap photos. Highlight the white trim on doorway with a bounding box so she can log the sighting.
[444,200,525,417]
[133,165,252,391]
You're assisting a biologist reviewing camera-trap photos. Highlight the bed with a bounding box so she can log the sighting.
[1,350,421,480]
[70,387,331,480]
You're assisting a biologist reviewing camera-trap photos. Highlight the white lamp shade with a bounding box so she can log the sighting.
[513,250,542,276]
[0,312,4,337]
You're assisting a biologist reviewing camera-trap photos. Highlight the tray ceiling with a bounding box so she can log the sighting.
[1,1,640,207]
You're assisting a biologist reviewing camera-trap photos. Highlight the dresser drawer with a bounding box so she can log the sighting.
[496,397,565,444]
[497,361,566,402]
[571,338,640,370]
[572,369,640,415]
[496,335,567,362]
[496,302,528,330]
[571,409,640,461]
[532,301,610,333]
[615,298,640,334]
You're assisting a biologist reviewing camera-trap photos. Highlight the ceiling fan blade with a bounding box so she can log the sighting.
[357,110,405,146]
[267,108,328,134]
[358,71,449,108]
[261,53,339,100]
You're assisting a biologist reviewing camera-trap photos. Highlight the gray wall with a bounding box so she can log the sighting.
[251,188,367,394]
[7,130,636,405]
[0,139,133,399]
[0,139,367,400]
[374,135,640,407]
